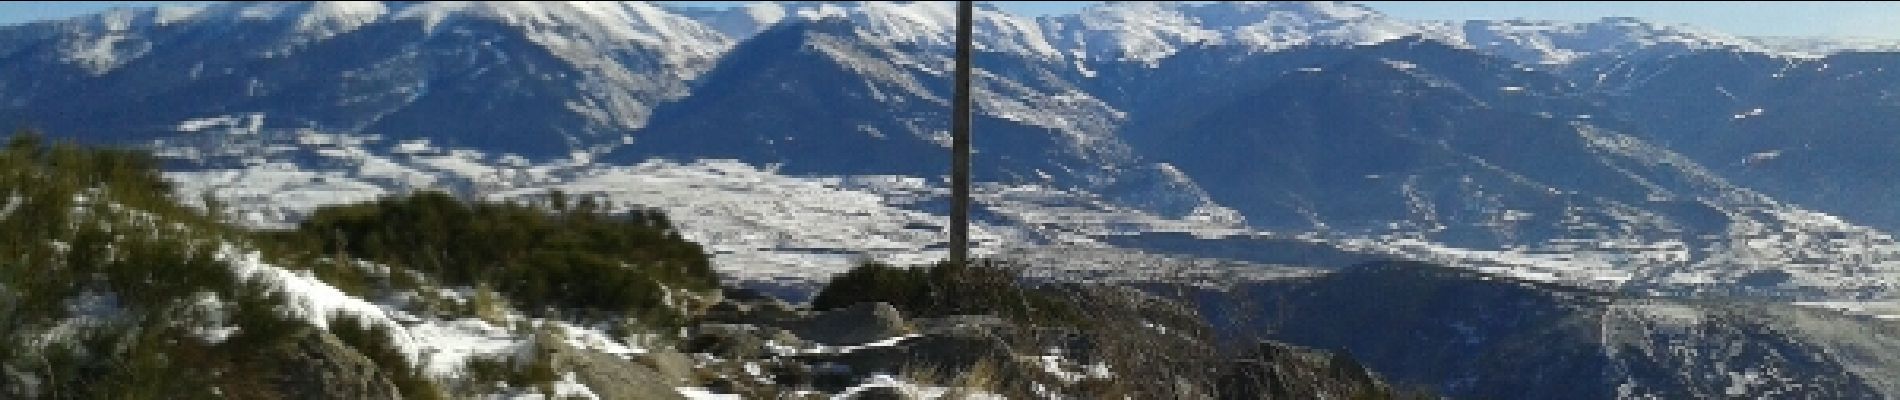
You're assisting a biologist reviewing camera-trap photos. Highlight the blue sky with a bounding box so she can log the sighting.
[2,1,1896,39]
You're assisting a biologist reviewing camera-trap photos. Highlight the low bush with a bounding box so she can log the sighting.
[811,260,1081,325]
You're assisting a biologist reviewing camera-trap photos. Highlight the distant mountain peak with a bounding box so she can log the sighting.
[1035,1,1413,65]
[388,2,726,48]
[669,1,1064,61]
[1422,16,1804,65]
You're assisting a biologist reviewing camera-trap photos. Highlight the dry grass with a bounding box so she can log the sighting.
[470,283,513,326]
[899,358,1008,398]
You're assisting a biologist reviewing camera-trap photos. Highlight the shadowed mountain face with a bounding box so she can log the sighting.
[1102,39,1646,234]
[618,20,1106,182]
[610,17,1221,219]
[1581,50,1900,232]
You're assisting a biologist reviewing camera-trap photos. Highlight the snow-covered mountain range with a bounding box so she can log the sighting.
[5,1,1900,310]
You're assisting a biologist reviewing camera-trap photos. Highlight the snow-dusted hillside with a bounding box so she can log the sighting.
[1037,1,1417,66]
[6,0,1900,306]
[152,111,1900,310]
[0,138,1191,399]
[0,1,731,156]
[157,127,1253,289]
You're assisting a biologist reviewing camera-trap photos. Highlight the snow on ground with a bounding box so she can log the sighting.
[171,144,1900,300]
[1795,301,1900,320]
[175,114,266,134]
[548,372,600,399]
[1334,213,1900,299]
[831,374,1007,400]
[675,387,741,400]
[215,244,646,378]
[157,127,1281,287]
[999,245,1326,287]
[166,163,391,228]
[484,372,600,400]
[500,161,1021,282]
[975,182,1247,242]
[219,245,512,376]
[158,125,1900,301]
[765,332,926,357]
[497,161,1279,286]
[552,320,646,358]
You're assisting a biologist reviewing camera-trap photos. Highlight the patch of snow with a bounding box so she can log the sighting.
[675,387,741,400]
[554,321,646,358]
[1795,301,1900,320]
[216,244,648,377]
[834,374,1006,400]
[767,333,925,356]
[548,372,600,400]
[0,193,20,220]
[174,113,265,135]
[1746,150,1781,164]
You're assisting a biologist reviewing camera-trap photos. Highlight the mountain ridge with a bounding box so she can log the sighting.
[7,2,1900,398]
[5,0,1900,303]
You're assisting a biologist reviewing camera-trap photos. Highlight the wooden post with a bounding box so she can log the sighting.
[950,0,973,267]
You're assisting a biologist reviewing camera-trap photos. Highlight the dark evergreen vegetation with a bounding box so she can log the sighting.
[811,260,1081,325]
[0,131,330,397]
[281,190,719,323]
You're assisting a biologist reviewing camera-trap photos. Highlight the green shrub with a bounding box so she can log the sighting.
[812,260,1082,325]
[0,131,432,398]
[329,315,446,400]
[292,191,719,321]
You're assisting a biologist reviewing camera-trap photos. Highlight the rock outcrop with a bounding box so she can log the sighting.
[269,330,405,400]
